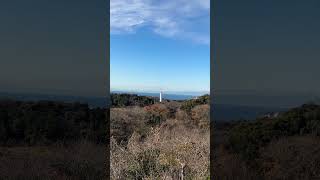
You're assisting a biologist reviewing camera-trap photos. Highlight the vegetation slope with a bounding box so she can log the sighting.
[213,103,320,180]
[110,94,210,179]
[0,99,107,180]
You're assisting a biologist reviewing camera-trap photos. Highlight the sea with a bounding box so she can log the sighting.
[0,91,196,108]
[0,92,292,121]
[112,91,196,101]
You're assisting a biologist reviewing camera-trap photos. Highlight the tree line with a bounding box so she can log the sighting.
[0,99,107,145]
[228,103,320,160]
[111,93,156,107]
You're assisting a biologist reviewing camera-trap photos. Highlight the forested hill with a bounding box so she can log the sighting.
[0,94,210,145]
[180,94,210,111]
[227,103,320,160]
[0,100,107,145]
[111,93,157,107]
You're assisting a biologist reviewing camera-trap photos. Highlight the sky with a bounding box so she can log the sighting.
[214,0,320,98]
[110,0,210,94]
[0,0,107,97]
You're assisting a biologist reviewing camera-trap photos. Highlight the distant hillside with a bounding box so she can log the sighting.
[214,103,320,179]
[180,94,210,112]
[228,103,320,160]
[111,93,157,107]
[0,92,107,108]
[0,100,107,145]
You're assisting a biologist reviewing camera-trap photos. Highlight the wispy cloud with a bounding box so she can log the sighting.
[110,0,210,45]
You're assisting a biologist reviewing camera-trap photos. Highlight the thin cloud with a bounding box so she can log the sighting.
[110,0,210,45]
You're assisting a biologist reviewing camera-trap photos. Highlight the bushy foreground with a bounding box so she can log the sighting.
[0,100,107,180]
[0,100,107,145]
[0,141,106,180]
[110,102,210,179]
[213,103,320,180]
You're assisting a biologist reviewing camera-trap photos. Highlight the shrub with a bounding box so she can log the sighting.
[144,104,170,126]
[180,95,209,113]
[228,103,320,160]
[191,104,210,129]
[111,93,155,107]
[0,100,107,145]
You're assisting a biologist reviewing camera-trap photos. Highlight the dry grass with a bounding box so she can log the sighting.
[0,141,106,180]
[110,104,210,179]
[212,128,320,180]
[259,136,320,180]
[212,144,261,180]
[111,107,149,144]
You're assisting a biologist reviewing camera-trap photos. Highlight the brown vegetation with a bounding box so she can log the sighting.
[110,100,210,179]
[0,141,106,180]
[213,104,320,180]
[0,100,107,180]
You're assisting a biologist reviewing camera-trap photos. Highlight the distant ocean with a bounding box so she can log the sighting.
[212,104,287,122]
[0,91,196,109]
[0,92,291,121]
[111,91,197,100]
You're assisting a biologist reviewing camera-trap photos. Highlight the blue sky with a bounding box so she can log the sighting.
[0,0,107,97]
[110,0,210,94]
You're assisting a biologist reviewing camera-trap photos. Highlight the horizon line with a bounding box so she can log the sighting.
[111,89,210,96]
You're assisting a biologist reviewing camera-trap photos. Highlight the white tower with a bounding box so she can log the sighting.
[160,91,162,103]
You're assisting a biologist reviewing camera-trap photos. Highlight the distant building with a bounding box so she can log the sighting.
[160,91,162,102]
